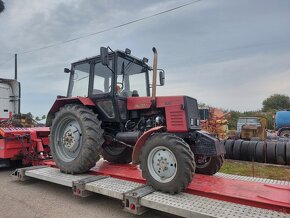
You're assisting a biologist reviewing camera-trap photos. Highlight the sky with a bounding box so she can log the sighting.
[0,0,290,117]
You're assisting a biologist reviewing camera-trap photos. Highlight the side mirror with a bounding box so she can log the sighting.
[159,70,165,86]
[100,47,109,66]
[64,68,71,73]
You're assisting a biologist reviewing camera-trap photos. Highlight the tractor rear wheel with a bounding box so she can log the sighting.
[195,155,224,175]
[140,133,195,194]
[102,144,132,164]
[50,104,104,174]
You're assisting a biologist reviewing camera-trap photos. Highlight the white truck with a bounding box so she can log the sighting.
[0,78,20,120]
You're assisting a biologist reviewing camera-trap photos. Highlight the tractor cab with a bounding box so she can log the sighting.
[66,48,154,123]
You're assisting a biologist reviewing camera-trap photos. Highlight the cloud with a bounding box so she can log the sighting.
[0,0,290,116]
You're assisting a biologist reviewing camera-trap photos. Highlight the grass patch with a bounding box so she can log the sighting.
[220,160,290,181]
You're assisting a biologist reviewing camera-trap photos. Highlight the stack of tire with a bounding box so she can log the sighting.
[224,139,290,165]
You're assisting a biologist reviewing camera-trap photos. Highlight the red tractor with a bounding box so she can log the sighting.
[46,47,225,194]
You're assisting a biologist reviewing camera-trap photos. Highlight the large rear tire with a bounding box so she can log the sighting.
[224,139,234,159]
[248,141,258,161]
[195,155,224,175]
[233,140,243,160]
[140,133,195,194]
[276,141,286,165]
[240,141,250,161]
[266,141,276,164]
[50,104,104,174]
[102,144,132,164]
[255,141,266,163]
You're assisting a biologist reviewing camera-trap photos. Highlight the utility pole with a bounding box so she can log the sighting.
[14,53,17,80]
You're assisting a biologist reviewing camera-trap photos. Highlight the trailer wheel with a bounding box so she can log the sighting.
[195,155,223,175]
[279,130,290,138]
[140,133,195,194]
[50,104,104,174]
[266,141,276,164]
[286,142,290,165]
[102,144,132,164]
[255,141,266,163]
[276,142,286,165]
[240,141,250,161]
[233,140,243,160]
[224,139,234,159]
[248,141,257,162]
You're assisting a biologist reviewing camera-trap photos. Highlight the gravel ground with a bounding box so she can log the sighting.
[0,168,178,218]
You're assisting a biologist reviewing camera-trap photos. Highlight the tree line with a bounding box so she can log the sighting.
[227,94,290,129]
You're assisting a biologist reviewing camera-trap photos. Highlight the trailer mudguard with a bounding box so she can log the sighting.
[46,97,95,126]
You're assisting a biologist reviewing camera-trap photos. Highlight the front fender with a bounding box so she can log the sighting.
[132,126,166,164]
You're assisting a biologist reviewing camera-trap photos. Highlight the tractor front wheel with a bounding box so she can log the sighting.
[140,133,195,194]
[50,104,104,174]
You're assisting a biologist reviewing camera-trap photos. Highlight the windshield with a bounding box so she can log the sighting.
[238,118,259,124]
[116,56,149,97]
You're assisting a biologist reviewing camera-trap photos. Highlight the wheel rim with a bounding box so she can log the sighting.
[55,116,82,162]
[147,146,177,183]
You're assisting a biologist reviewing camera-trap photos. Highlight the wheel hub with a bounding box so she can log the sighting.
[148,146,177,183]
[55,118,82,162]
[157,157,169,171]
[62,124,81,151]
[63,130,77,149]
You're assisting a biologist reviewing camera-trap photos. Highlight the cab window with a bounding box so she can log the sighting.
[93,61,113,95]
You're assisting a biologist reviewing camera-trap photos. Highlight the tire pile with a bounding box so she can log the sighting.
[224,139,290,165]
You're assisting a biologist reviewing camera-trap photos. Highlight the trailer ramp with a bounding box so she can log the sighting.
[13,166,288,218]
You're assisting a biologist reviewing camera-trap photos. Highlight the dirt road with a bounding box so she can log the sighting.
[0,168,177,218]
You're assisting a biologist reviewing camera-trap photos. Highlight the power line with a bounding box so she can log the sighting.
[19,0,202,55]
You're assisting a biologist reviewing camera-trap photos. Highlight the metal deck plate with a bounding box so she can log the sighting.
[85,177,144,200]
[216,172,290,186]
[25,167,90,187]
[141,192,288,218]
[22,167,289,218]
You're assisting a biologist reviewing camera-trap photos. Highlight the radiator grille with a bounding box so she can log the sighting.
[170,111,185,127]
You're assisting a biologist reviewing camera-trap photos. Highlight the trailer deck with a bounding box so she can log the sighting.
[13,160,290,218]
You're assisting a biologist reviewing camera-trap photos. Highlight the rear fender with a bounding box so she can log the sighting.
[132,126,166,164]
[46,97,95,126]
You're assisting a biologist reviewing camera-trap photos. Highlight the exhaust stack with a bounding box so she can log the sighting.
[152,47,158,101]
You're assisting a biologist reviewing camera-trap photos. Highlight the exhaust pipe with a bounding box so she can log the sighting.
[152,47,158,101]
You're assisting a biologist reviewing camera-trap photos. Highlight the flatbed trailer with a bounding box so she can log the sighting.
[12,160,290,218]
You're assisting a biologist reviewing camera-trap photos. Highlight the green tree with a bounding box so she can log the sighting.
[27,112,33,118]
[262,94,290,112]
[227,110,241,130]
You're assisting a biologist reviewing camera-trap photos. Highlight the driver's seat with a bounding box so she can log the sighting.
[132,90,139,97]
